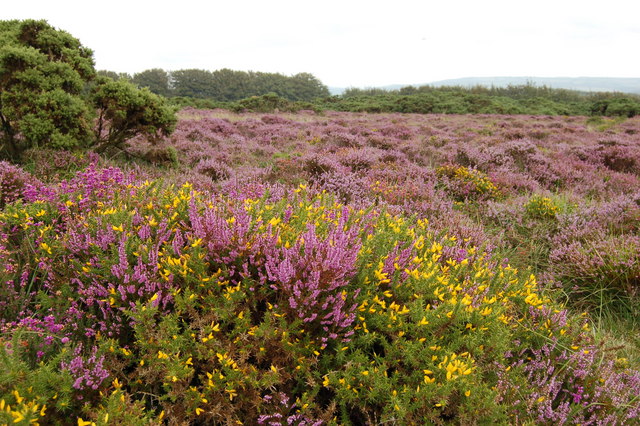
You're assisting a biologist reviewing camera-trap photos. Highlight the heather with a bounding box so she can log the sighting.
[1,110,639,424]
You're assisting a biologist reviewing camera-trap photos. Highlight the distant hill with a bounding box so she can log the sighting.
[428,77,640,94]
[330,77,640,96]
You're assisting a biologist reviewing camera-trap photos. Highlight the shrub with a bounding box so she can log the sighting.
[549,233,640,320]
[436,164,502,201]
[194,158,231,181]
[525,195,560,220]
[0,161,32,207]
[1,166,636,424]
[0,20,176,162]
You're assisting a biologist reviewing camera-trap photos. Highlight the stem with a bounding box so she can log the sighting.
[0,106,19,160]
[94,108,104,142]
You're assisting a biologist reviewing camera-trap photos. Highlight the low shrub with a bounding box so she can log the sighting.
[0,165,637,424]
[436,164,502,201]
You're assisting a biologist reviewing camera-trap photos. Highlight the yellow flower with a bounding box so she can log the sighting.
[226,389,238,401]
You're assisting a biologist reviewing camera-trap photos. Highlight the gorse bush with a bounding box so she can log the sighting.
[0,19,176,162]
[1,163,638,424]
[525,195,559,220]
[436,164,502,201]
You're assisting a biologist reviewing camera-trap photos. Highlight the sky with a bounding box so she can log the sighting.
[4,0,640,88]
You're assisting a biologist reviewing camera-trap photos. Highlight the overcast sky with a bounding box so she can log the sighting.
[4,0,640,88]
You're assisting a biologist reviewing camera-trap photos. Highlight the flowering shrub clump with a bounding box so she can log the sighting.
[0,389,47,425]
[497,339,640,424]
[1,160,638,424]
[0,161,35,208]
[436,164,502,201]
[1,111,640,424]
[550,233,640,317]
[525,195,559,219]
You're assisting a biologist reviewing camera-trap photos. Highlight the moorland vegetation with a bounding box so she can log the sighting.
[1,19,639,425]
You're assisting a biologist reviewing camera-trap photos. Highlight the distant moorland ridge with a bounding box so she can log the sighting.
[330,77,640,95]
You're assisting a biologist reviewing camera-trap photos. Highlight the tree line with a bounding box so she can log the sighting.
[332,84,640,117]
[99,68,330,102]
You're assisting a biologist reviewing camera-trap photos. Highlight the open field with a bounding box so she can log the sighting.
[1,110,639,424]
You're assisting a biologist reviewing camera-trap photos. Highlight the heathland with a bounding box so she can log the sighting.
[1,19,639,425]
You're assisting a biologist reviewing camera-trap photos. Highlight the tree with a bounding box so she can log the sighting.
[97,70,132,81]
[132,68,171,97]
[168,68,330,102]
[590,97,640,118]
[91,76,176,153]
[211,68,253,101]
[0,19,176,162]
[171,69,217,98]
[0,19,95,160]
[287,72,330,101]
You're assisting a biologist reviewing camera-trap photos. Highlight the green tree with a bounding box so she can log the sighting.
[97,70,132,81]
[0,19,95,160]
[91,76,176,153]
[590,97,640,117]
[171,69,217,98]
[0,19,176,162]
[287,72,330,101]
[132,68,171,97]
[211,68,253,101]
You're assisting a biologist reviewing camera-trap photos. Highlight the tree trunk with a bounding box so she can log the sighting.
[0,109,19,161]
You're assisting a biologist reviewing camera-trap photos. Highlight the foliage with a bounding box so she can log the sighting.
[0,160,34,207]
[90,76,177,153]
[97,69,132,81]
[590,97,640,118]
[1,110,640,423]
[229,93,319,113]
[132,68,171,97]
[170,68,218,99]
[1,156,639,423]
[165,68,330,102]
[436,164,502,201]
[524,195,559,220]
[315,84,640,117]
[0,19,95,160]
[0,20,177,162]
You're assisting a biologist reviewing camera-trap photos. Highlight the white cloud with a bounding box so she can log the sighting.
[3,0,639,87]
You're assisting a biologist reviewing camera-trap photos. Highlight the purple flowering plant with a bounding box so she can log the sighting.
[1,110,639,424]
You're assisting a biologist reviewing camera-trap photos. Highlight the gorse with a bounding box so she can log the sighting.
[1,152,639,423]
[0,19,176,162]
[1,43,640,422]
